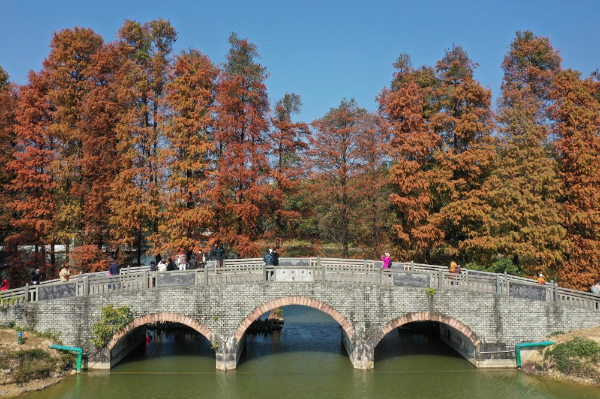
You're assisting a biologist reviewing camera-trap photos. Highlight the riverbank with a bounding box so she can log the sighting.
[0,326,75,398]
[521,325,600,387]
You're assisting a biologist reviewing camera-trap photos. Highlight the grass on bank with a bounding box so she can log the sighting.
[0,326,75,385]
[543,337,600,380]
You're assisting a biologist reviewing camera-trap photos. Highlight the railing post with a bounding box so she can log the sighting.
[410,261,414,272]
[262,262,267,283]
[84,276,89,296]
[204,267,208,286]
[552,280,559,303]
[143,270,149,289]
[24,283,29,303]
[438,269,443,289]
[496,274,501,294]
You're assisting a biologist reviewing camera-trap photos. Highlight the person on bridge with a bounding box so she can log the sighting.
[157,259,167,272]
[188,255,199,270]
[167,258,176,271]
[213,245,225,268]
[109,260,120,290]
[381,253,391,269]
[177,251,187,270]
[591,282,600,295]
[59,265,71,282]
[272,248,279,267]
[31,268,45,285]
[264,248,274,280]
[537,273,546,285]
[109,260,120,276]
[0,278,8,291]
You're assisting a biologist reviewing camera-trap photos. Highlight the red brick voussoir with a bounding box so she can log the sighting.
[372,311,481,349]
[234,297,354,342]
[106,312,215,352]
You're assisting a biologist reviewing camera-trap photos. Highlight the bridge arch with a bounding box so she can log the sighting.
[106,312,215,353]
[370,311,481,350]
[234,296,354,342]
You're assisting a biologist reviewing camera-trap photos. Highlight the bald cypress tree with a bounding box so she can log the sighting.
[482,31,565,277]
[211,33,271,257]
[550,70,600,289]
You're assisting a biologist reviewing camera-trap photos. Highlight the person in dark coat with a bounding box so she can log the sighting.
[272,248,279,267]
[108,260,120,290]
[263,249,274,280]
[109,261,120,276]
[149,260,157,272]
[31,268,45,285]
[213,245,225,268]
[167,258,176,271]
[188,255,199,270]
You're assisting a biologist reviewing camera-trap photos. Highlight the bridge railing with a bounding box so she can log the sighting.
[1,257,598,311]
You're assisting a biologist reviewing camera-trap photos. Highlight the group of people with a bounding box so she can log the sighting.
[149,244,226,272]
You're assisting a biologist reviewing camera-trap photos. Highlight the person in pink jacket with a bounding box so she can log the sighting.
[381,253,391,269]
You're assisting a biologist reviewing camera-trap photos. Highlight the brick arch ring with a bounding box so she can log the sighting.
[234,297,354,342]
[370,311,481,350]
[106,313,215,353]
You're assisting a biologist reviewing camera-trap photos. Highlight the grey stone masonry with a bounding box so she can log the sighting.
[1,282,599,370]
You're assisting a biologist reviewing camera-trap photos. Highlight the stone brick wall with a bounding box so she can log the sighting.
[1,282,599,370]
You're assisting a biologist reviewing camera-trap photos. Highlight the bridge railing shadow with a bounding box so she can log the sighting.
[1,257,599,312]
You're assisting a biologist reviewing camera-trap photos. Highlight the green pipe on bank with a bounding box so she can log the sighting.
[515,341,555,368]
[49,345,83,373]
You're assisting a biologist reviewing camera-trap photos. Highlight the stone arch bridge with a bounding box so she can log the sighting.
[1,258,599,370]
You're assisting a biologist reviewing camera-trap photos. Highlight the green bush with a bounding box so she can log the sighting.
[91,305,133,348]
[465,257,523,276]
[545,338,600,378]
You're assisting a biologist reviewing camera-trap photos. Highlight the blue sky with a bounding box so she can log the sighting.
[1,0,599,122]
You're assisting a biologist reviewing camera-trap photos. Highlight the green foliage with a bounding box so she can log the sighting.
[425,288,436,298]
[91,305,133,348]
[275,308,284,317]
[465,257,523,277]
[545,338,600,378]
[0,297,19,310]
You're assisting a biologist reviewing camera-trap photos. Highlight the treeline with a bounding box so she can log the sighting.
[0,21,598,289]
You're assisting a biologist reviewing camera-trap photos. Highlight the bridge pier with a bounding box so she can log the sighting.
[342,330,374,370]
[215,336,238,371]
[348,341,374,370]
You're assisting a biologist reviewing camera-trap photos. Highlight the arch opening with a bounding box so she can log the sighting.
[234,297,355,366]
[372,312,481,366]
[106,313,215,369]
[235,297,354,342]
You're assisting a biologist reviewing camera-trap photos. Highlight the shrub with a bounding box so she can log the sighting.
[545,338,600,378]
[91,305,133,348]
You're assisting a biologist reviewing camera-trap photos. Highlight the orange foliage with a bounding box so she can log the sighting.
[550,70,600,289]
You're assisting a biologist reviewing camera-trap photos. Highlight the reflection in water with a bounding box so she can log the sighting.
[20,306,600,399]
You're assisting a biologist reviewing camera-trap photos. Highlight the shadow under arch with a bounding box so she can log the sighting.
[106,312,215,354]
[370,311,481,350]
[234,296,354,342]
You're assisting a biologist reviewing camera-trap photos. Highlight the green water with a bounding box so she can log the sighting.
[21,306,599,399]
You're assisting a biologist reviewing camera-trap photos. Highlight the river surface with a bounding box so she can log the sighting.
[21,306,599,399]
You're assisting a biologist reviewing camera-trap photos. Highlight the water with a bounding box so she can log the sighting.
[20,306,600,399]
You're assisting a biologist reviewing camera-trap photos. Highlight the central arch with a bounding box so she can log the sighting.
[106,312,215,353]
[370,311,481,350]
[234,296,354,342]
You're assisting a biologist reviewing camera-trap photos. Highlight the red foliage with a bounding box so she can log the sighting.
[211,33,271,257]
[70,245,109,274]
